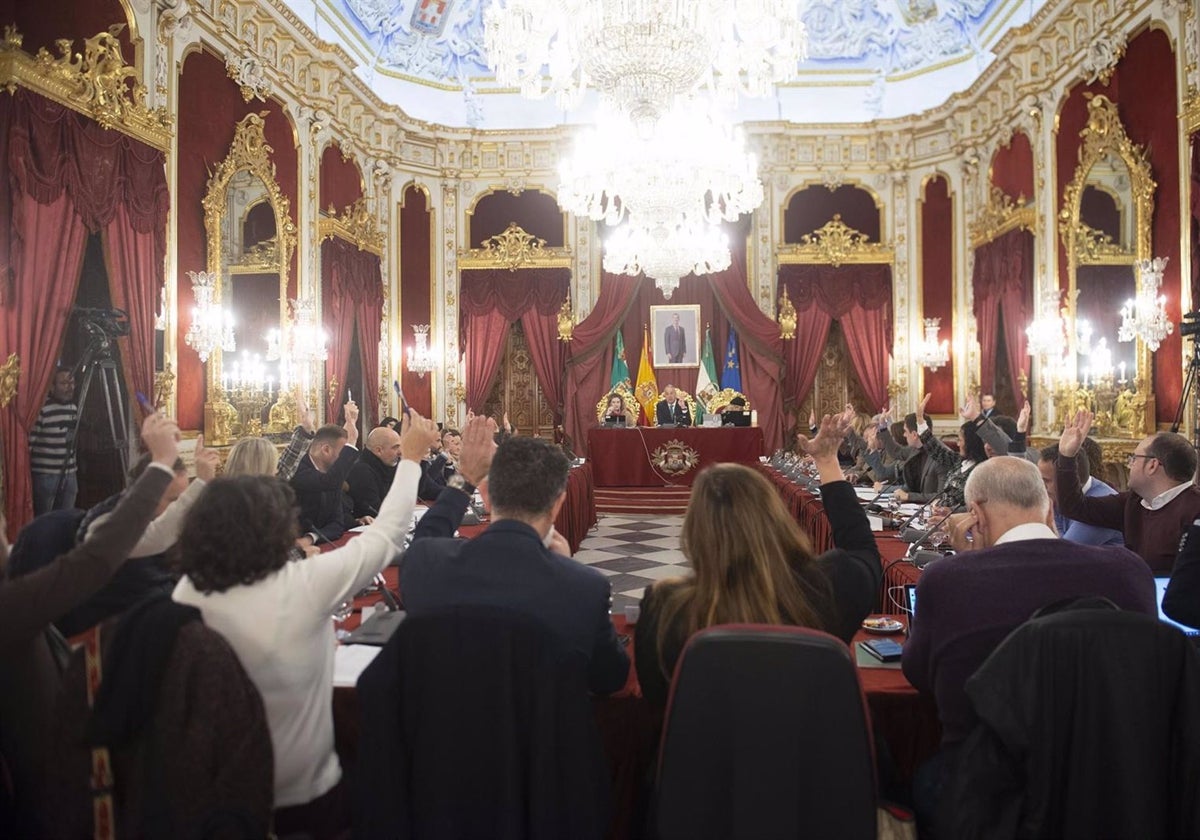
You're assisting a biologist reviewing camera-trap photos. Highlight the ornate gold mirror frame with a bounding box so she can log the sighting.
[200,112,297,444]
[1058,94,1155,436]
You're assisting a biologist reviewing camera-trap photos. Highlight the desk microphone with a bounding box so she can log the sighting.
[897,489,951,543]
[863,482,898,512]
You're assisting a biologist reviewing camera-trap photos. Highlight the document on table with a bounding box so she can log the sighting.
[333,644,382,687]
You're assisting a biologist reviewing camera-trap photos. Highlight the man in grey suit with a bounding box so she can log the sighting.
[664,313,687,364]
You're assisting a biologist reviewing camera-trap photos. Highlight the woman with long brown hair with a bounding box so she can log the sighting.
[635,414,882,710]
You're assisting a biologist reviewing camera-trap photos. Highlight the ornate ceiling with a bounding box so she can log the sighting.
[285,0,1048,128]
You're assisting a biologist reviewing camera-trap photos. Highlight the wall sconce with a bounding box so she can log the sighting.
[184,270,235,363]
[914,317,950,371]
[406,324,436,378]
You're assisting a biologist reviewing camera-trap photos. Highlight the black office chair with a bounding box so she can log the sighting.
[655,625,878,840]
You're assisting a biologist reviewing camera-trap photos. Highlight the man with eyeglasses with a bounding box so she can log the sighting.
[1055,409,1200,572]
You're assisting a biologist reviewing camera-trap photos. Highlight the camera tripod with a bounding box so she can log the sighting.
[1171,335,1200,449]
[54,322,131,504]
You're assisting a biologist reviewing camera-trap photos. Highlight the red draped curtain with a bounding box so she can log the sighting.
[459,267,570,413]
[322,237,383,423]
[973,228,1033,405]
[2,89,168,537]
[778,264,893,409]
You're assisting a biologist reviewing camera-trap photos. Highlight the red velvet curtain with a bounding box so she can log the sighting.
[782,306,832,413]
[459,267,569,412]
[322,238,383,422]
[778,263,893,409]
[103,203,160,404]
[563,274,644,454]
[973,228,1033,404]
[2,195,90,537]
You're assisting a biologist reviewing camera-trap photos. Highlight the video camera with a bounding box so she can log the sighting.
[75,307,130,339]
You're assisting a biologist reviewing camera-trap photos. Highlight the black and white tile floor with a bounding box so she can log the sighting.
[573,514,690,612]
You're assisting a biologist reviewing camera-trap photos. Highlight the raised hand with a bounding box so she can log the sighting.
[1017,400,1032,434]
[398,410,441,463]
[960,394,979,421]
[142,412,181,467]
[458,414,499,486]
[343,400,359,446]
[808,408,816,429]
[300,402,316,433]
[194,433,220,482]
[919,392,933,418]
[1058,409,1094,458]
[796,413,853,462]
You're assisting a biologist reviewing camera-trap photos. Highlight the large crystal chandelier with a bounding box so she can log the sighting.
[266,298,327,391]
[1118,257,1174,351]
[484,0,806,130]
[914,318,950,371]
[1026,287,1068,361]
[184,270,235,364]
[603,219,731,299]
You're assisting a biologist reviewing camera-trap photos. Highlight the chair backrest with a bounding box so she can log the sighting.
[355,605,608,840]
[596,383,637,422]
[655,388,698,423]
[705,387,750,415]
[948,606,1200,840]
[656,625,878,840]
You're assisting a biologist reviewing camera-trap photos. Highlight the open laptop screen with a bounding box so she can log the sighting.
[1155,577,1200,639]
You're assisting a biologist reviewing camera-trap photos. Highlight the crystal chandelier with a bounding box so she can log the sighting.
[406,325,436,378]
[184,270,235,364]
[1118,257,1174,351]
[267,298,328,389]
[484,0,807,131]
[602,219,731,299]
[914,318,950,371]
[1025,287,1068,361]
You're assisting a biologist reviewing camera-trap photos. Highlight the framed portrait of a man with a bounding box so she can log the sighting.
[651,304,700,368]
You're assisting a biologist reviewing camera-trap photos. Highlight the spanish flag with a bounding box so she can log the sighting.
[634,327,659,425]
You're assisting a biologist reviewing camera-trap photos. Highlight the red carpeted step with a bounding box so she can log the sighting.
[594,485,692,515]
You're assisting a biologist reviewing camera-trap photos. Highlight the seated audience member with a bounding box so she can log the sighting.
[1037,443,1123,546]
[0,413,179,837]
[912,392,987,510]
[893,413,949,503]
[400,435,629,695]
[419,428,462,501]
[347,425,402,519]
[862,415,913,485]
[901,457,1155,829]
[172,411,440,836]
[380,416,400,430]
[1165,518,1200,628]
[601,392,635,425]
[225,435,279,477]
[417,433,445,501]
[963,397,1039,463]
[1056,409,1200,573]
[655,384,691,427]
[276,404,317,482]
[636,414,882,712]
[54,436,220,637]
[290,401,360,545]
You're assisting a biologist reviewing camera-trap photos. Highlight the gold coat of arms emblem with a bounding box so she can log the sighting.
[651,439,700,475]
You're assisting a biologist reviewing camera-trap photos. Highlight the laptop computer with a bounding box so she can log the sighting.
[346,609,407,646]
[903,584,917,624]
[1155,576,1200,644]
[603,415,627,427]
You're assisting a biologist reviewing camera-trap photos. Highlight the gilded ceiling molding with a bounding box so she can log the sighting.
[319,197,385,256]
[776,215,894,266]
[458,222,572,271]
[0,25,172,150]
[969,186,1038,248]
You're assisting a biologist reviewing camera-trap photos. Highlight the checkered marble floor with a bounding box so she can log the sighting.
[573,514,690,612]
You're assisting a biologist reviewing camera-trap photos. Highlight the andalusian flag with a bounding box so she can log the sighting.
[722,327,743,392]
[695,326,719,406]
[610,329,631,390]
[634,327,659,424]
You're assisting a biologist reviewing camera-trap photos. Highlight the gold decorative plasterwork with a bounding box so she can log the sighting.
[458,222,572,270]
[231,236,280,271]
[319,197,384,256]
[969,186,1037,248]
[595,383,636,422]
[1184,92,1200,137]
[557,296,574,342]
[200,112,297,444]
[0,352,19,408]
[777,287,797,340]
[776,215,893,266]
[651,439,701,476]
[153,364,175,408]
[0,25,172,151]
[1073,222,1134,265]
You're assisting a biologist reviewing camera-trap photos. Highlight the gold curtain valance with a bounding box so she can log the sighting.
[776,215,893,266]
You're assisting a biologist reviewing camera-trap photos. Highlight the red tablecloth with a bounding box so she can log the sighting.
[587,426,765,487]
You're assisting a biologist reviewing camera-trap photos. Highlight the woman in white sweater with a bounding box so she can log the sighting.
[173,412,439,835]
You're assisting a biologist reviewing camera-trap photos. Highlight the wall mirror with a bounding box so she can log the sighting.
[201,112,296,444]
[1060,94,1155,437]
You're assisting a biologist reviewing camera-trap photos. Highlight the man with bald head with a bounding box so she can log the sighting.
[347,423,402,520]
[902,456,1155,828]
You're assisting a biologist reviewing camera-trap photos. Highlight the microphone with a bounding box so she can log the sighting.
[864,482,898,512]
[897,489,951,543]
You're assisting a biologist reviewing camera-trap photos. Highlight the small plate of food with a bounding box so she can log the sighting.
[861,617,905,634]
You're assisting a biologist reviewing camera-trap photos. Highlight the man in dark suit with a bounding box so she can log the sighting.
[347,424,401,519]
[400,435,629,695]
[664,313,686,363]
[893,413,948,503]
[979,393,996,418]
[901,456,1155,833]
[291,402,360,546]
[655,384,691,427]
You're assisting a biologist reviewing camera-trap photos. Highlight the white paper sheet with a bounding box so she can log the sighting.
[333,644,381,687]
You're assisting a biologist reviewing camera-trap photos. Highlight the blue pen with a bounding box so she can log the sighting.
[393,380,411,416]
[135,391,156,414]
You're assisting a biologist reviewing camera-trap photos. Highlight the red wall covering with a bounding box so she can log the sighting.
[176,48,298,430]
[1055,27,1181,424]
[469,191,565,247]
[990,132,1035,201]
[399,185,433,417]
[319,143,363,213]
[784,185,882,243]
[921,176,955,413]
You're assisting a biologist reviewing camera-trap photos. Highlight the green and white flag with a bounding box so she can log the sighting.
[610,329,631,390]
[696,326,719,407]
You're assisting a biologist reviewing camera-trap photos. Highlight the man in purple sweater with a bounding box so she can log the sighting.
[902,456,1156,833]
[1056,409,1200,573]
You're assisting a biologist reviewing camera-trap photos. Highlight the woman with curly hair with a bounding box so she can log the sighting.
[634,415,882,712]
[602,391,635,425]
[172,412,440,836]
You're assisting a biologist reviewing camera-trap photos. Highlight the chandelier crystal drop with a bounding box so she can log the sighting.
[184,270,235,364]
[914,318,950,371]
[602,220,731,299]
[406,325,436,378]
[1118,257,1174,351]
[1025,287,1068,362]
[484,0,807,129]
